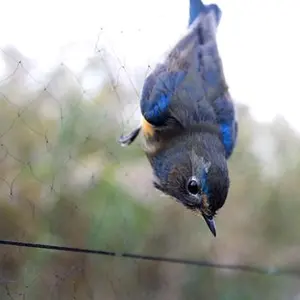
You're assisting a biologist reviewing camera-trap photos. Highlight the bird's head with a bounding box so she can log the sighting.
[147,132,229,236]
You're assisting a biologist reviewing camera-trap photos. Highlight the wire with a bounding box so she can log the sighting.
[0,239,298,279]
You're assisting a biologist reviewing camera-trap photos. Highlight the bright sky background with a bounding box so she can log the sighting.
[0,0,299,130]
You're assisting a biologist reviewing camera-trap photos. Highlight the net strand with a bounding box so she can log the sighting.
[0,239,298,279]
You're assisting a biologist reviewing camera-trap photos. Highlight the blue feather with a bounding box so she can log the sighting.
[201,171,209,195]
[142,94,170,126]
[213,94,235,124]
[212,94,237,158]
[220,123,234,158]
[141,71,187,125]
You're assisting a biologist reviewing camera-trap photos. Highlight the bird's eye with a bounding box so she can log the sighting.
[187,179,200,195]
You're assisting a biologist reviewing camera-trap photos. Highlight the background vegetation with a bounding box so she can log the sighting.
[0,45,299,299]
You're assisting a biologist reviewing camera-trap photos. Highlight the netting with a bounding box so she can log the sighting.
[0,8,300,300]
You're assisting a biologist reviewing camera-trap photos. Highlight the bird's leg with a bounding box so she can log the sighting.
[189,0,205,26]
[118,127,141,146]
[189,0,221,28]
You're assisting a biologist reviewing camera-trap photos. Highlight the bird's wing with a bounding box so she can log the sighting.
[140,1,237,158]
[140,63,187,127]
[140,1,222,128]
[179,2,238,158]
[190,5,238,159]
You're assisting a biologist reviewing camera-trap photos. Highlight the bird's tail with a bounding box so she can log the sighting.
[189,0,221,27]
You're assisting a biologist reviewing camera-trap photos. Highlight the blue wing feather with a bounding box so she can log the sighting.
[211,93,237,158]
[140,69,187,126]
[220,122,238,159]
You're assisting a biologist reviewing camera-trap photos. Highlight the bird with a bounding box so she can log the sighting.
[118,0,238,237]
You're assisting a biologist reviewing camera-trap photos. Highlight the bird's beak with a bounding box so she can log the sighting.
[202,214,217,237]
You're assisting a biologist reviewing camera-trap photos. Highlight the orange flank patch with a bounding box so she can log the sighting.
[141,116,155,137]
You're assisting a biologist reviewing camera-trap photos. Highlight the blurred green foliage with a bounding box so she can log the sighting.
[0,46,299,300]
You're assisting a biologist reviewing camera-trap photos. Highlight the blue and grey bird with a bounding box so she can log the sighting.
[119,0,238,237]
